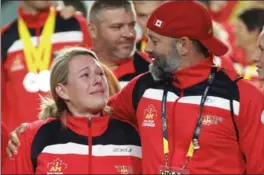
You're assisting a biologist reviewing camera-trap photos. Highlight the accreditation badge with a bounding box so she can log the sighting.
[159,166,189,175]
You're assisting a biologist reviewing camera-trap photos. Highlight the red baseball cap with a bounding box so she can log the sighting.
[146,1,229,56]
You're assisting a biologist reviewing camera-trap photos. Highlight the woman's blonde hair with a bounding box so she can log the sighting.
[101,63,121,96]
[39,47,102,119]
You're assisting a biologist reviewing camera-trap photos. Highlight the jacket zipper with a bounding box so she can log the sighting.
[88,118,92,174]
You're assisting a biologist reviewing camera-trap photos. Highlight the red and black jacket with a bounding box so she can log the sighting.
[2,114,142,174]
[113,51,151,88]
[109,57,264,174]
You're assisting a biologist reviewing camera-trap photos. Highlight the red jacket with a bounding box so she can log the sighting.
[109,57,264,174]
[113,51,151,88]
[1,7,92,131]
[2,114,142,174]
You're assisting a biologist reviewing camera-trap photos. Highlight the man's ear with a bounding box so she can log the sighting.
[176,37,193,56]
[252,28,262,40]
[88,23,97,39]
[55,84,69,101]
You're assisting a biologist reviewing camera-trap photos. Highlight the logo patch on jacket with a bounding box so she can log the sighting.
[115,165,133,174]
[142,104,157,127]
[202,115,223,126]
[10,55,25,72]
[47,158,67,174]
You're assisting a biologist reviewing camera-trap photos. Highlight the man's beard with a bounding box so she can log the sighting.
[149,47,181,81]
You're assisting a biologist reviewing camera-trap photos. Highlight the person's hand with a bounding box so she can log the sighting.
[59,5,83,20]
[6,123,29,158]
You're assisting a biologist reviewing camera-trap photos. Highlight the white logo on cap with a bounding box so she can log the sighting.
[154,19,163,28]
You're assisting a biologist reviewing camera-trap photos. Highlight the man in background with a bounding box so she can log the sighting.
[253,27,264,90]
[233,8,264,89]
[88,0,151,88]
[133,1,163,52]
[1,0,92,131]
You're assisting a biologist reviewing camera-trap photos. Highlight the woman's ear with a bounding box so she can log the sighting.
[55,84,69,101]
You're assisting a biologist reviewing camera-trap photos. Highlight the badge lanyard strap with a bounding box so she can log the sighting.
[161,66,217,169]
[161,84,169,167]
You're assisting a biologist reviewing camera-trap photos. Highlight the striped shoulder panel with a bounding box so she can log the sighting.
[132,72,167,110]
[132,69,241,114]
[31,120,67,171]
[2,14,84,61]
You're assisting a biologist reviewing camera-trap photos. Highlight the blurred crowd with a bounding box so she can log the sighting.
[1,0,264,174]
[2,0,264,130]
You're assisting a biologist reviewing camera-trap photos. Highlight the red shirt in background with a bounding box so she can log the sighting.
[209,1,238,23]
[1,6,92,131]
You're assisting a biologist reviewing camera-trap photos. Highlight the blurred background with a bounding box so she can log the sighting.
[2,1,264,25]
[1,0,93,27]
[1,0,264,128]
[2,0,264,42]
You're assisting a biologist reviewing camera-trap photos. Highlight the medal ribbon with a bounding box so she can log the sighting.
[18,7,56,73]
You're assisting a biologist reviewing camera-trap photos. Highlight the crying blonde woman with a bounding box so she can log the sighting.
[2,47,142,174]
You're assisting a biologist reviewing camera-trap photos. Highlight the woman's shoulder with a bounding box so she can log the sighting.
[110,117,138,132]
[108,117,141,148]
[109,117,140,142]
[22,118,59,140]
[27,118,57,131]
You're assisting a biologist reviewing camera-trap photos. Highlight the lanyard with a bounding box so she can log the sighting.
[161,66,218,169]
[18,7,56,73]
[162,86,169,166]
[140,40,147,53]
